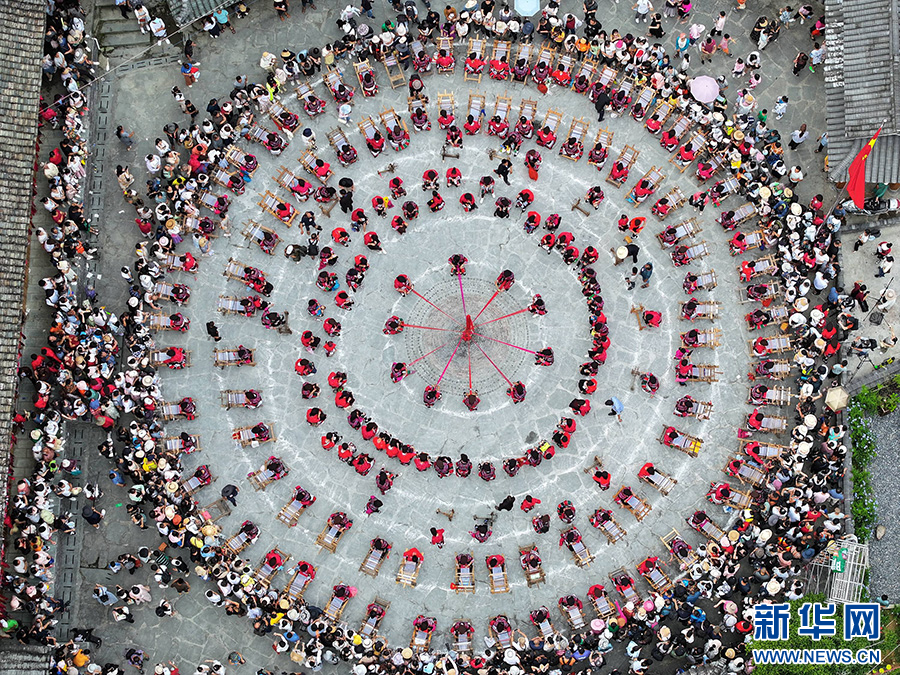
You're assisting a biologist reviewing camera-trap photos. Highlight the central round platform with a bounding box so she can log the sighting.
[403,277,531,396]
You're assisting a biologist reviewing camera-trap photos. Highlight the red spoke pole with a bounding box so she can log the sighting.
[435,335,464,386]
[402,323,455,332]
[472,331,538,354]
[409,341,449,366]
[457,273,467,315]
[410,288,461,324]
[476,307,530,326]
[475,344,513,387]
[472,290,500,322]
[468,349,473,391]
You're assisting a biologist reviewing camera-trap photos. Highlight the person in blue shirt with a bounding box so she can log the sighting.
[605,397,624,421]
[212,7,236,33]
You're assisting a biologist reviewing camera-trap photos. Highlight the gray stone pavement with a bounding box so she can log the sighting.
[866,408,900,603]
[58,0,839,668]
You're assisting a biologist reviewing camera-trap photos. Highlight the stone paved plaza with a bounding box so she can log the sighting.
[50,0,850,668]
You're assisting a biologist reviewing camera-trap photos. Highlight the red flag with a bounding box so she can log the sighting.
[847,126,883,208]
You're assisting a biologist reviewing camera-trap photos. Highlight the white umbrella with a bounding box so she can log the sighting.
[825,386,850,412]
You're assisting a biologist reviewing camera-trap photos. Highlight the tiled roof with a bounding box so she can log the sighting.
[825,0,900,183]
[0,0,44,551]
[165,0,221,26]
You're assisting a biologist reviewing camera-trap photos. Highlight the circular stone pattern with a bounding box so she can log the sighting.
[403,276,531,396]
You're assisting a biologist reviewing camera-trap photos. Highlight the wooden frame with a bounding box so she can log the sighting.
[214,348,256,368]
[680,327,722,349]
[241,220,280,254]
[661,528,698,570]
[591,509,627,544]
[639,467,678,495]
[561,527,594,568]
[316,518,350,554]
[626,165,666,205]
[613,486,652,521]
[589,588,617,621]
[359,597,390,639]
[326,127,358,167]
[396,556,422,588]
[359,541,390,577]
[283,563,316,603]
[250,548,290,588]
[381,52,406,89]
[220,389,261,409]
[150,348,192,369]
[298,148,333,184]
[164,434,200,455]
[724,457,768,488]
[465,37,487,82]
[519,543,546,587]
[277,492,313,527]
[606,144,639,186]
[671,240,709,267]
[657,217,700,248]
[638,558,673,593]
[608,567,642,605]
[658,425,702,457]
[258,190,296,226]
[323,66,355,101]
[454,553,476,593]
[487,556,510,594]
[247,459,288,491]
[231,424,274,447]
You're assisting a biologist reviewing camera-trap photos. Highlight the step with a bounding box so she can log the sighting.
[96,17,144,35]
[97,30,153,49]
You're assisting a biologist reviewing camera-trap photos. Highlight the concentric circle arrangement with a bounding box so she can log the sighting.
[125,45,781,666]
[397,272,537,399]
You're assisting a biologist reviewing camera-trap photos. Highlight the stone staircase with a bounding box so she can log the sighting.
[92,0,155,55]
[0,644,52,675]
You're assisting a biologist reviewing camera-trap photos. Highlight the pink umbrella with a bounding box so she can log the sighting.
[689,75,719,104]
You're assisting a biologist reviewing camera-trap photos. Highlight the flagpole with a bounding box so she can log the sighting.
[829,119,887,219]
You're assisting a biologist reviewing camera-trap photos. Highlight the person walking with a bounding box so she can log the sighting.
[710,10,727,36]
[274,0,290,20]
[639,262,653,288]
[633,0,652,23]
[699,38,717,63]
[605,397,624,421]
[430,527,445,548]
[815,132,828,153]
[221,484,239,506]
[788,124,808,150]
[773,95,788,119]
[594,90,610,121]
[181,61,199,87]
[494,158,513,185]
[116,125,136,150]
